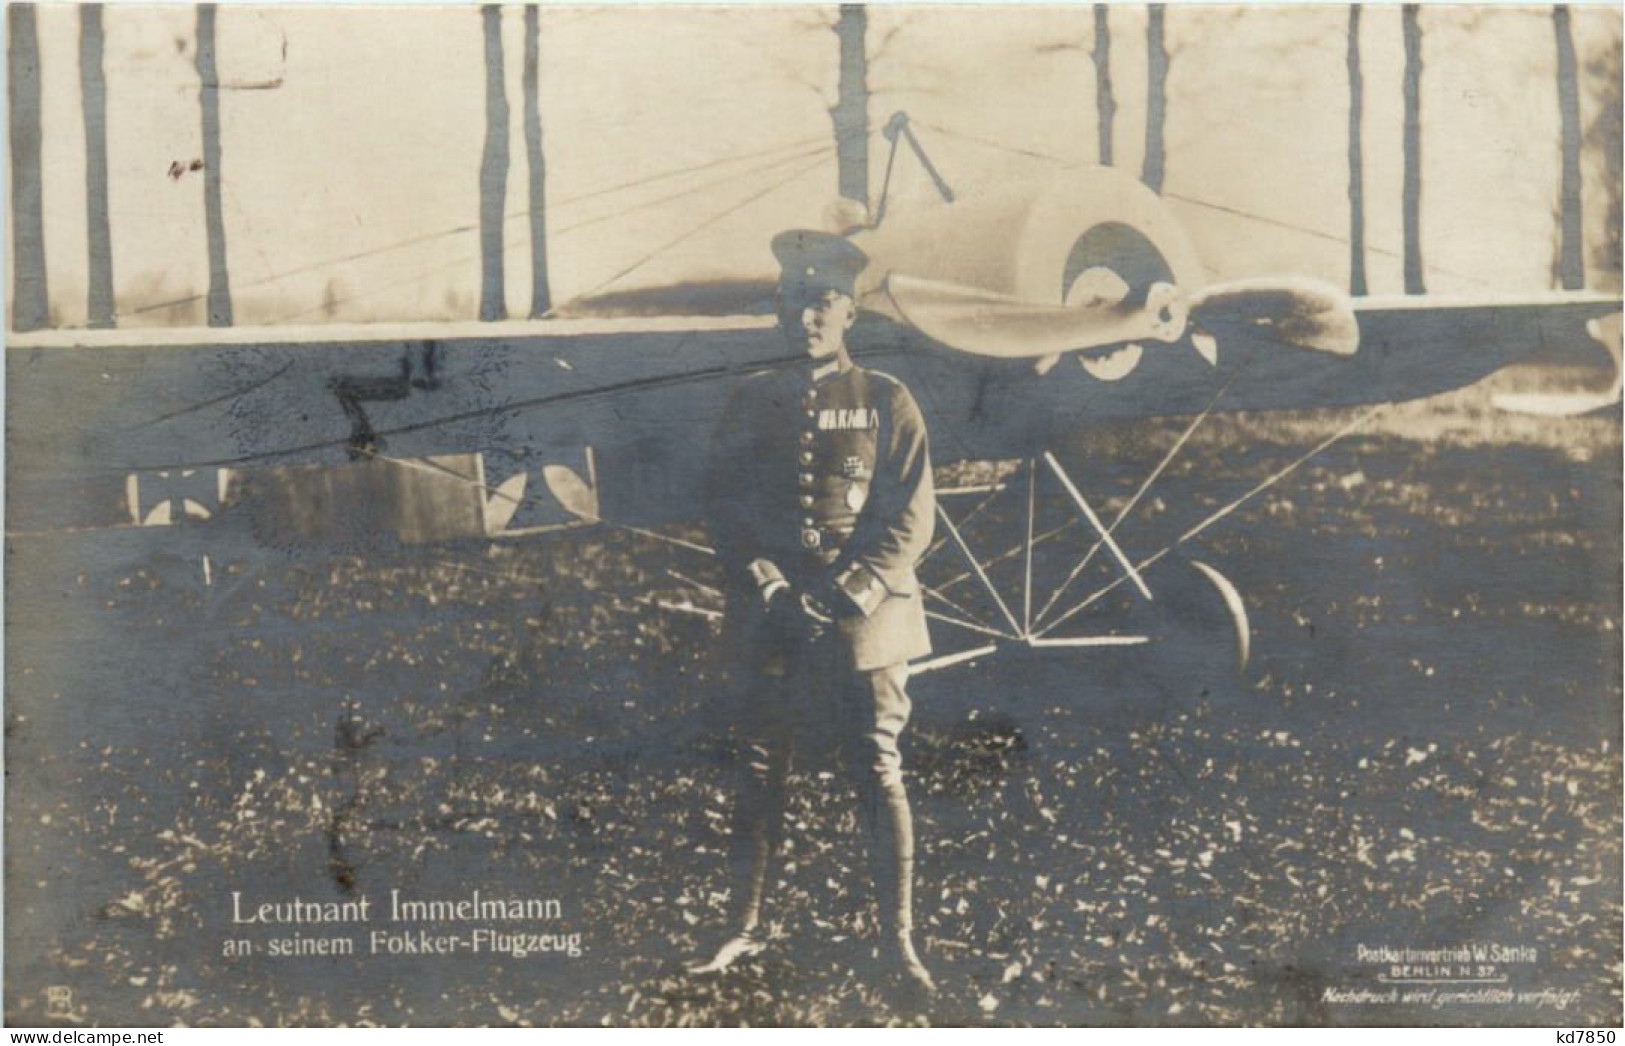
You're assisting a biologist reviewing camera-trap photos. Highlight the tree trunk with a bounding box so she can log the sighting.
[1347,5,1368,296]
[832,5,869,206]
[1402,4,1425,295]
[479,5,510,321]
[1094,5,1115,167]
[1142,5,1167,193]
[524,6,551,316]
[8,3,49,331]
[82,4,116,327]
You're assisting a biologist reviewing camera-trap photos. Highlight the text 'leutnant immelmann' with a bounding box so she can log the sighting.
[231,890,563,924]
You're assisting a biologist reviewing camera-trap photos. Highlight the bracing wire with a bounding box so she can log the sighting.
[130,133,836,320]
[549,148,836,312]
[268,141,834,325]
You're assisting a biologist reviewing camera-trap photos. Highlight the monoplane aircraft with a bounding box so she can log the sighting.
[8,123,1619,677]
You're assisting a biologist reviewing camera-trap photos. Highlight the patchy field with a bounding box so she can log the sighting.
[5,371,1620,1026]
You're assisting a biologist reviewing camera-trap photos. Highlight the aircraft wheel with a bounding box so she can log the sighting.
[1126,555,1252,707]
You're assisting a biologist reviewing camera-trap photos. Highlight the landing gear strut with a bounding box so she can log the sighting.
[912,403,1383,679]
[914,452,1250,682]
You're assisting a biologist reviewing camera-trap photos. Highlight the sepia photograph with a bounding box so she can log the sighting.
[4,0,1621,1028]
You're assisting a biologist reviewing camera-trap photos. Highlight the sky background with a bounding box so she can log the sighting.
[10,3,1623,330]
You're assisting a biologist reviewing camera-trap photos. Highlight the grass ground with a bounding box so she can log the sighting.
[5,365,1620,1026]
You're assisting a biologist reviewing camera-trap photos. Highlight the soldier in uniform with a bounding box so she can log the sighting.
[691,230,937,998]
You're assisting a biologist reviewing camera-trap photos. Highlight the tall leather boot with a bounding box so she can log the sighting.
[860,766,937,998]
[689,740,786,974]
[852,665,937,999]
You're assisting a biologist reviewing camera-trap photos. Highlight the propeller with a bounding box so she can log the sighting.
[884,270,1359,368]
[885,272,1188,359]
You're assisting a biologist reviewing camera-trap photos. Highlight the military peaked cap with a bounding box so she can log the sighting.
[771,229,868,298]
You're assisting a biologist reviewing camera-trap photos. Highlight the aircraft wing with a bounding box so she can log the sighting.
[7,291,1618,541]
[6,316,790,537]
[1353,294,1622,416]
[843,290,1623,460]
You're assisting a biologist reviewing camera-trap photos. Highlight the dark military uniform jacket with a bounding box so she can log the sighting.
[705,357,935,672]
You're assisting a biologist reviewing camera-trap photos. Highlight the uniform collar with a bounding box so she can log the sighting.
[803,351,854,386]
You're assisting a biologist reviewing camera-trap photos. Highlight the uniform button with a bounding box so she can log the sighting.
[799,472,814,486]
[803,389,818,404]
[799,451,814,465]
[800,528,822,549]
[805,409,817,420]
[800,431,815,445]
[799,494,814,508]
[802,516,815,527]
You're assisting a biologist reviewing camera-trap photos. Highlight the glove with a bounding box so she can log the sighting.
[797,589,834,639]
[755,577,808,650]
[808,574,863,620]
[766,585,831,645]
[746,560,841,644]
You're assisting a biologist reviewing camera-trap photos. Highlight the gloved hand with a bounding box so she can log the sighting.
[809,574,863,620]
[762,582,804,647]
[760,584,838,644]
[798,589,834,625]
[746,560,844,644]
[797,589,834,640]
